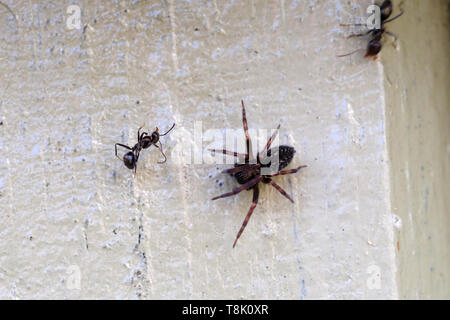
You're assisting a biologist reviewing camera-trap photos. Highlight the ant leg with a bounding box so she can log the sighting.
[133,149,141,175]
[233,186,259,248]
[115,143,132,161]
[212,176,263,201]
[347,30,372,38]
[241,100,253,161]
[259,124,280,158]
[383,11,404,24]
[140,131,148,141]
[154,141,167,164]
[160,123,176,136]
[268,179,294,203]
[340,23,367,27]
[270,165,307,177]
[384,30,400,49]
[138,126,145,141]
[337,49,362,58]
[384,31,398,41]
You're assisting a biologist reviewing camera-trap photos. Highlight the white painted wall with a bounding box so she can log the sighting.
[0,0,447,299]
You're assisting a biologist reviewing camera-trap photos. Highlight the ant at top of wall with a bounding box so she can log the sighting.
[338,0,404,59]
[115,123,175,174]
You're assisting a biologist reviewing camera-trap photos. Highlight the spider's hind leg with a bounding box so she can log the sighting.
[268,179,294,203]
[233,185,260,248]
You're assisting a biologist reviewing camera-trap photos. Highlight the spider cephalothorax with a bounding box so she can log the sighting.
[115,123,175,174]
[210,101,307,248]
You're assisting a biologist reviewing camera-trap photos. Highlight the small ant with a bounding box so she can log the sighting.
[338,0,404,59]
[115,123,175,174]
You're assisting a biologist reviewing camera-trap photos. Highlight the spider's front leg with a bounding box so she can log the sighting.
[211,175,262,201]
[270,165,307,177]
[241,100,253,161]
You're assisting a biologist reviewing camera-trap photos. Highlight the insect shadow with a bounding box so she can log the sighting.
[210,101,307,248]
[115,123,175,174]
[338,0,404,59]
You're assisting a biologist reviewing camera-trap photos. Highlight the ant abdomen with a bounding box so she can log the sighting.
[123,152,136,169]
[366,39,383,57]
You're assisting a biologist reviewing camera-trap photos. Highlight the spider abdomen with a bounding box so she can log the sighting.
[264,145,296,171]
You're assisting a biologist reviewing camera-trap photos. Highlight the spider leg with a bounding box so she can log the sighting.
[212,176,263,201]
[260,124,280,158]
[115,143,132,161]
[222,164,261,175]
[160,123,176,136]
[241,100,253,161]
[233,185,259,248]
[209,149,247,160]
[270,165,307,177]
[154,141,167,164]
[268,179,294,203]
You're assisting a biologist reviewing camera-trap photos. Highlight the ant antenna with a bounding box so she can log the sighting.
[160,123,176,136]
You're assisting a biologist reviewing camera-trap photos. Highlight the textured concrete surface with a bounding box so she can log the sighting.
[0,0,447,299]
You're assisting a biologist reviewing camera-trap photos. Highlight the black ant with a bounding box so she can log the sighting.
[115,123,175,174]
[338,0,404,59]
[210,101,307,248]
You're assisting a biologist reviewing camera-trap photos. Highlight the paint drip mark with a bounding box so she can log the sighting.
[84,219,89,250]
[300,279,307,300]
[167,0,179,73]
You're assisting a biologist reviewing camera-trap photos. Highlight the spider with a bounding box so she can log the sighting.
[210,101,307,248]
[338,0,404,59]
[115,123,175,174]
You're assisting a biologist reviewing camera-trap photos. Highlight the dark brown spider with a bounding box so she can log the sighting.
[210,101,307,248]
[115,123,175,174]
[338,0,404,59]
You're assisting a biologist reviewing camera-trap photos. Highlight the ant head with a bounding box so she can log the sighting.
[380,0,393,21]
[150,128,160,143]
[365,38,383,58]
[123,151,136,169]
